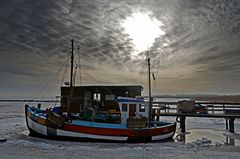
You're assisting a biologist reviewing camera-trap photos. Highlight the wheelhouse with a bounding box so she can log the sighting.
[116,97,149,125]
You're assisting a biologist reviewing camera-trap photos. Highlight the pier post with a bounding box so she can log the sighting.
[180,116,186,133]
[177,116,186,133]
[156,109,160,121]
[226,118,235,133]
[229,118,235,133]
[226,118,228,130]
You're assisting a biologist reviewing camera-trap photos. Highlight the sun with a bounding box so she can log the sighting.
[122,11,165,57]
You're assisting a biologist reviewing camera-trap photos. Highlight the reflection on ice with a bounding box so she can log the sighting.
[174,129,240,146]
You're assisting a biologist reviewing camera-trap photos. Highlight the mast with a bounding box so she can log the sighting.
[147,56,152,126]
[70,39,74,88]
[67,39,74,118]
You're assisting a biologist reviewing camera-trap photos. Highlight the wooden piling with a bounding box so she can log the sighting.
[225,118,235,133]
[156,109,160,121]
[176,116,186,133]
[226,118,228,130]
[180,116,186,133]
[229,118,235,133]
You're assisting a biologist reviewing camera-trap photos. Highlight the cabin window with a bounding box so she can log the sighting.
[139,104,145,112]
[122,104,128,112]
[105,94,115,100]
[94,93,101,101]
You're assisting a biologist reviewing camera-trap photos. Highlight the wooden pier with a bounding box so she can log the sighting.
[0,99,60,103]
[2,99,240,134]
[152,101,240,134]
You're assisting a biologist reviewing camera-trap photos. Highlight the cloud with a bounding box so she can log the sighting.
[1,0,240,97]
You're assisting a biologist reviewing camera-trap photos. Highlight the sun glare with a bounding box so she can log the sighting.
[122,12,165,57]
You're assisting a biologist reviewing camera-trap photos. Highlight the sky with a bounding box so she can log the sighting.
[0,0,240,99]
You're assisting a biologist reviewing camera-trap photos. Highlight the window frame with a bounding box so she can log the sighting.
[122,104,128,112]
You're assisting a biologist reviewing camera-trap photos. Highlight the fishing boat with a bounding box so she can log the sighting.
[25,39,176,142]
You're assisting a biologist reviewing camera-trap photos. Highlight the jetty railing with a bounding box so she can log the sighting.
[0,99,60,103]
[152,101,240,134]
[152,101,240,114]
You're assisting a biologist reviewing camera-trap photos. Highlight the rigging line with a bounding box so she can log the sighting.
[145,51,150,97]
[40,62,67,100]
[55,51,71,99]
[82,68,114,84]
[76,65,81,86]
[32,53,71,99]
[153,60,160,95]
[75,46,82,85]
[32,68,52,99]
[74,46,100,84]
[75,61,81,86]
[153,58,161,95]
[82,69,100,83]
[73,60,80,86]
[31,58,65,99]
[73,65,77,87]
[40,51,71,100]
[60,51,71,86]
[31,57,59,99]
[32,61,58,99]
[67,64,77,112]
[52,49,72,106]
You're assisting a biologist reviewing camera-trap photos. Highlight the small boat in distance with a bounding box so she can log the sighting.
[25,39,176,142]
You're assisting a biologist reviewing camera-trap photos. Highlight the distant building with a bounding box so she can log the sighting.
[61,85,143,113]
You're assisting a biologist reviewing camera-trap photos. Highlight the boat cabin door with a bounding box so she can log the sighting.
[117,97,149,125]
[84,91,91,110]
[129,104,136,117]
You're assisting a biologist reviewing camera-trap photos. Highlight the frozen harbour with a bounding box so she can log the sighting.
[1,103,240,159]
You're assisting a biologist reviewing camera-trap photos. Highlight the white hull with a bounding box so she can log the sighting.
[25,105,176,142]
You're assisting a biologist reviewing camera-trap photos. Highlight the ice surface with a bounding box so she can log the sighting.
[1,103,240,159]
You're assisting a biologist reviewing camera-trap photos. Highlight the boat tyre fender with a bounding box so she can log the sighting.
[176,116,180,123]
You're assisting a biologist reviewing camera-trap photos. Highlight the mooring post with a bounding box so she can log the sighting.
[229,118,235,133]
[180,116,186,133]
[226,118,229,130]
[156,109,160,121]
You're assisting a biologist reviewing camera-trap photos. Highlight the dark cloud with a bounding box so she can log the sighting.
[1,0,240,98]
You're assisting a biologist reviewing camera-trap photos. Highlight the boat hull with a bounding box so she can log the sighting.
[25,105,176,142]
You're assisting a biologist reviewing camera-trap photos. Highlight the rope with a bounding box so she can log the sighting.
[76,47,82,85]
[153,58,160,96]
[40,58,70,100]
[60,51,71,87]
[54,51,71,100]
[32,49,71,100]
[84,71,99,83]
[31,65,54,99]
[32,59,62,99]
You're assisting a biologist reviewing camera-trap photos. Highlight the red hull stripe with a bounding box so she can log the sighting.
[63,123,176,137]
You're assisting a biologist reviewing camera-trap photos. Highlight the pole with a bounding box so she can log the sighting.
[148,57,152,126]
[70,39,74,88]
[67,39,74,118]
